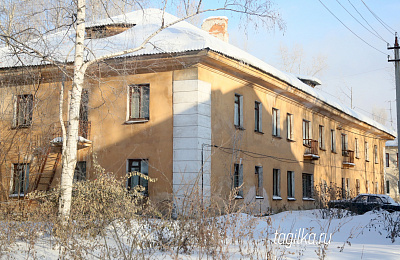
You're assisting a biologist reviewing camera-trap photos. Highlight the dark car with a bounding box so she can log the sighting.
[328,194,400,214]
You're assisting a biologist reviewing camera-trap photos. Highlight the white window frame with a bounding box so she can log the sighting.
[234,94,244,128]
[331,129,336,153]
[127,159,149,196]
[287,113,294,140]
[365,141,369,161]
[356,179,360,195]
[287,171,295,199]
[319,125,325,149]
[12,94,34,128]
[254,101,262,132]
[302,173,313,199]
[341,133,348,156]
[355,138,359,158]
[273,168,281,198]
[127,84,150,123]
[272,108,280,137]
[386,153,390,167]
[302,120,311,146]
[374,145,378,164]
[10,163,30,197]
[255,166,263,198]
[233,163,244,197]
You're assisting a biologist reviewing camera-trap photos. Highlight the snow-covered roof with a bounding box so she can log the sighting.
[202,16,229,22]
[0,8,395,137]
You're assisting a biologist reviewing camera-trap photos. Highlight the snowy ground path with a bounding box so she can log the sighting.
[7,209,400,259]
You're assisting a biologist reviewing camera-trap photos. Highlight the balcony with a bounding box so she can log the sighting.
[50,120,92,150]
[343,150,355,167]
[303,139,320,160]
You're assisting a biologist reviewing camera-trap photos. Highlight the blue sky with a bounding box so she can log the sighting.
[197,0,400,130]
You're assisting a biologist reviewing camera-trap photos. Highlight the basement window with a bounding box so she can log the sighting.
[10,163,29,197]
[234,163,243,197]
[127,159,149,196]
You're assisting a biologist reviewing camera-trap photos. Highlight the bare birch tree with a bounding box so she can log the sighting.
[0,0,285,219]
[278,43,327,77]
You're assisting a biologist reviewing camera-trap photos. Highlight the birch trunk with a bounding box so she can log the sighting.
[59,0,86,220]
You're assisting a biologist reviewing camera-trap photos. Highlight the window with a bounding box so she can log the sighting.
[321,180,327,194]
[273,169,281,198]
[127,159,149,195]
[386,153,390,167]
[129,84,149,121]
[255,166,263,197]
[356,179,360,195]
[374,145,378,164]
[365,142,369,161]
[330,129,336,153]
[233,163,243,197]
[302,173,313,199]
[355,138,359,158]
[13,94,33,128]
[366,180,370,193]
[74,161,86,182]
[341,133,348,156]
[272,108,280,137]
[234,94,243,128]
[287,171,295,199]
[375,182,379,194]
[11,163,29,196]
[342,178,350,198]
[386,180,390,194]
[254,101,262,132]
[79,89,89,138]
[287,113,294,140]
[319,125,325,149]
[302,120,311,146]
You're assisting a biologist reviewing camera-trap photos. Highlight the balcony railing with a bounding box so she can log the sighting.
[63,120,91,140]
[343,150,355,166]
[303,139,319,160]
[78,120,91,139]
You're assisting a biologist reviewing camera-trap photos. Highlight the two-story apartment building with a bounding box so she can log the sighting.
[0,9,395,214]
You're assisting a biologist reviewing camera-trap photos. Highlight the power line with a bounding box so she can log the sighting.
[347,0,388,43]
[317,0,388,56]
[324,66,391,81]
[207,144,385,174]
[353,106,388,122]
[360,0,396,35]
[335,0,388,44]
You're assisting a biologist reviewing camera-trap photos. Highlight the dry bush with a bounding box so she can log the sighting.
[0,173,285,259]
[313,182,352,219]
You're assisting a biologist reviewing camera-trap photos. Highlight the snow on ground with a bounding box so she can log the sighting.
[7,209,400,259]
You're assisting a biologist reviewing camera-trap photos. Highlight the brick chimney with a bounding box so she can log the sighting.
[201,16,229,42]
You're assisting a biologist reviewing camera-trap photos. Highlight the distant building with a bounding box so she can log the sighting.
[385,139,399,201]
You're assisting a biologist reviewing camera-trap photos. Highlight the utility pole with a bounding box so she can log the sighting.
[388,101,393,128]
[388,32,400,194]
